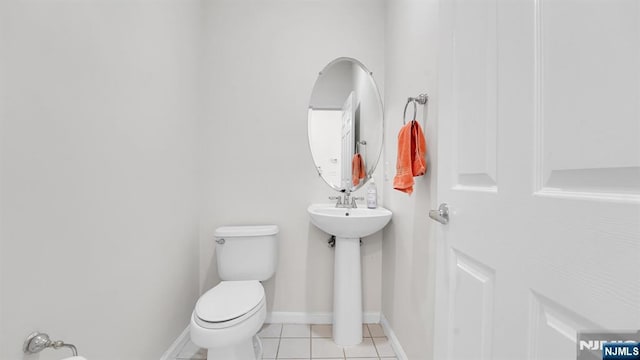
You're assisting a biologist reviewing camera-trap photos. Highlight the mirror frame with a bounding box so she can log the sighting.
[307,57,385,193]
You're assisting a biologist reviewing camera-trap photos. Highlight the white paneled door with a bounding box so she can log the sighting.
[434,0,640,359]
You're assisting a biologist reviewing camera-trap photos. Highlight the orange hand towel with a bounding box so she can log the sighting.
[393,120,427,194]
[352,153,366,186]
[411,120,427,177]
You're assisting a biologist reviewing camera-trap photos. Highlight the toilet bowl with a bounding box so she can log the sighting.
[190,281,266,359]
[190,225,278,360]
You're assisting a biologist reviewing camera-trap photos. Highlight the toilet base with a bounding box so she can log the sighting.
[190,299,266,360]
[206,335,261,360]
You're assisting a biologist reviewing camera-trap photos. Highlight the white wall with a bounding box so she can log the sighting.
[0,6,6,355]
[0,1,202,359]
[200,0,385,316]
[0,0,443,358]
[381,0,440,359]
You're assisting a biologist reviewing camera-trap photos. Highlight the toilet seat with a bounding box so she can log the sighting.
[195,281,265,329]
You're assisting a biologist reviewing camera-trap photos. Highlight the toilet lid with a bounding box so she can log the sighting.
[195,281,264,323]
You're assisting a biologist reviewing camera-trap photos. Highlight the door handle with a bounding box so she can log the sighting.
[429,203,449,225]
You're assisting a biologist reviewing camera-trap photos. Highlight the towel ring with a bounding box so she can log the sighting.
[402,94,428,125]
[403,99,417,124]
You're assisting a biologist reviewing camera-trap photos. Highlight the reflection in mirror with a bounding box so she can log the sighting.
[308,58,383,192]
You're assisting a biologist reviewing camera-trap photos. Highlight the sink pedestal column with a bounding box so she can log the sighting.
[333,236,362,346]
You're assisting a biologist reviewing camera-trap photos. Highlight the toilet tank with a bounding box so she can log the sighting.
[214,225,279,281]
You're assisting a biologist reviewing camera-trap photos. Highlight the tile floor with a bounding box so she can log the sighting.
[173,323,398,360]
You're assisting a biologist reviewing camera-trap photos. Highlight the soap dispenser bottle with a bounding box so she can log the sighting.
[367,178,377,209]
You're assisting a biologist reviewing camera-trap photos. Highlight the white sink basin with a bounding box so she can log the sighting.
[307,204,392,238]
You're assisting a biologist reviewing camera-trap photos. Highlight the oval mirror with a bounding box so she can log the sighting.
[307,58,384,193]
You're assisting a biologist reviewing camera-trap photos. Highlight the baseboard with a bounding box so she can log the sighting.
[266,311,381,325]
[159,326,190,360]
[380,313,409,360]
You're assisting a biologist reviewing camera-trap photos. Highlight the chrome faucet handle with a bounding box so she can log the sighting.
[351,196,364,208]
[329,196,342,207]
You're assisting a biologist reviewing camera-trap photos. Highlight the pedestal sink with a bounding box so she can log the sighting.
[307,204,392,346]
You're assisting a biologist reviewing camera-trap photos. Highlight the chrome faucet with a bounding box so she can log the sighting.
[329,193,364,208]
[329,194,349,208]
[343,193,350,207]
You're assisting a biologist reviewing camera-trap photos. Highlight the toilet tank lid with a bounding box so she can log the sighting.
[214,225,279,237]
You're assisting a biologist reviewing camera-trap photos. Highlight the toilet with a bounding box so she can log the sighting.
[190,225,279,360]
